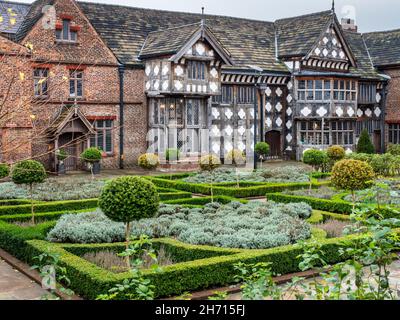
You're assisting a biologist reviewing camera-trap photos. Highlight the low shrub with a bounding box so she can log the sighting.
[303,149,327,171]
[199,154,221,171]
[138,153,160,170]
[357,129,375,154]
[327,146,345,162]
[0,164,10,179]
[48,201,312,249]
[166,149,180,162]
[225,149,246,166]
[387,144,400,156]
[266,193,353,214]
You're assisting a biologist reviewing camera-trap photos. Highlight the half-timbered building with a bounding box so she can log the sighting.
[0,0,399,170]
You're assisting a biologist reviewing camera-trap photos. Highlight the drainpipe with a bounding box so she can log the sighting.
[118,64,125,169]
[381,82,388,153]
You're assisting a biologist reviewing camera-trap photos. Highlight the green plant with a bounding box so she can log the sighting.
[166,148,180,162]
[331,159,374,209]
[11,160,46,224]
[357,129,375,154]
[138,153,160,170]
[99,176,159,266]
[96,235,159,300]
[0,164,10,179]
[234,262,281,300]
[255,142,270,168]
[31,252,74,299]
[387,144,400,156]
[303,149,327,171]
[80,147,102,163]
[327,145,346,162]
[55,149,68,162]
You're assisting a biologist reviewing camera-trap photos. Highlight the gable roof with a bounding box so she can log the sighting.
[140,22,232,65]
[140,23,201,58]
[78,1,287,73]
[275,10,333,58]
[0,1,30,35]
[14,0,55,42]
[363,29,400,68]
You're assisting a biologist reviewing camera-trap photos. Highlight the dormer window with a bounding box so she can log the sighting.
[56,19,77,42]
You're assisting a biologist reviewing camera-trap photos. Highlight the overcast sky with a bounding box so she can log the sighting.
[13,0,400,32]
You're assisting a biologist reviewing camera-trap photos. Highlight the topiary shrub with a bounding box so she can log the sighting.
[327,145,346,162]
[387,144,400,156]
[331,159,374,209]
[225,149,245,166]
[80,147,102,163]
[255,142,270,168]
[303,149,327,171]
[11,160,46,224]
[166,148,180,162]
[357,129,375,154]
[0,164,9,179]
[138,153,160,170]
[99,176,160,267]
[55,149,68,162]
[199,154,221,171]
[346,152,373,163]
[225,149,246,188]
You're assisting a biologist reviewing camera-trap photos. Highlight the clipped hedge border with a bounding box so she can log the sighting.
[146,176,330,198]
[266,193,353,214]
[24,235,362,299]
[0,199,43,206]
[163,196,248,206]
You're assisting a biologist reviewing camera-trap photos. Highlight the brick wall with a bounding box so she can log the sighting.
[383,68,400,146]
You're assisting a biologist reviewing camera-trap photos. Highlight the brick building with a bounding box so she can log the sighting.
[0,0,399,171]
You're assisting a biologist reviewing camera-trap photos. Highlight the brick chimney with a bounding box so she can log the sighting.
[341,18,358,32]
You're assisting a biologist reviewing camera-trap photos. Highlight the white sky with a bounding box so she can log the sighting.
[11,0,400,32]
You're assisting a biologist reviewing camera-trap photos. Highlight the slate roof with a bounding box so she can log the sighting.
[140,23,200,58]
[275,10,333,58]
[1,0,396,79]
[78,2,288,73]
[14,0,54,42]
[363,29,400,67]
[343,31,381,79]
[0,1,30,34]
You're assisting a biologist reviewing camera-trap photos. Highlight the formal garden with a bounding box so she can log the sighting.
[0,136,400,300]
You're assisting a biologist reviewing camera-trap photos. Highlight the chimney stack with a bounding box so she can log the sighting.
[341,18,358,32]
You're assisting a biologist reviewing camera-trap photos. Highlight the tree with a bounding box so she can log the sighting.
[80,147,102,178]
[11,160,46,224]
[303,149,327,171]
[327,145,345,162]
[199,154,221,202]
[357,129,375,154]
[255,142,270,168]
[331,159,375,210]
[99,176,159,268]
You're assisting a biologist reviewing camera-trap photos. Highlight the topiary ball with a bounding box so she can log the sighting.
[331,159,374,191]
[225,149,246,166]
[99,176,159,223]
[303,149,327,168]
[327,145,346,161]
[0,164,10,179]
[255,142,270,158]
[138,153,160,170]
[199,154,221,171]
[11,160,46,185]
[80,147,102,163]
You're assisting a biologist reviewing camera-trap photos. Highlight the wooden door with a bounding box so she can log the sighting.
[374,130,382,154]
[265,130,281,158]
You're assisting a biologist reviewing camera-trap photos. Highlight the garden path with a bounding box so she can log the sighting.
[0,258,47,300]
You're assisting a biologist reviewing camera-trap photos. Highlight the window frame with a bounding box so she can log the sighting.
[297,79,356,102]
[69,70,84,99]
[299,120,355,146]
[187,60,206,81]
[389,124,400,145]
[90,120,114,154]
[33,68,49,97]
[56,19,78,43]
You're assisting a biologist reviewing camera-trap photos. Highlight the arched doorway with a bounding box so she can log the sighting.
[265,130,281,158]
